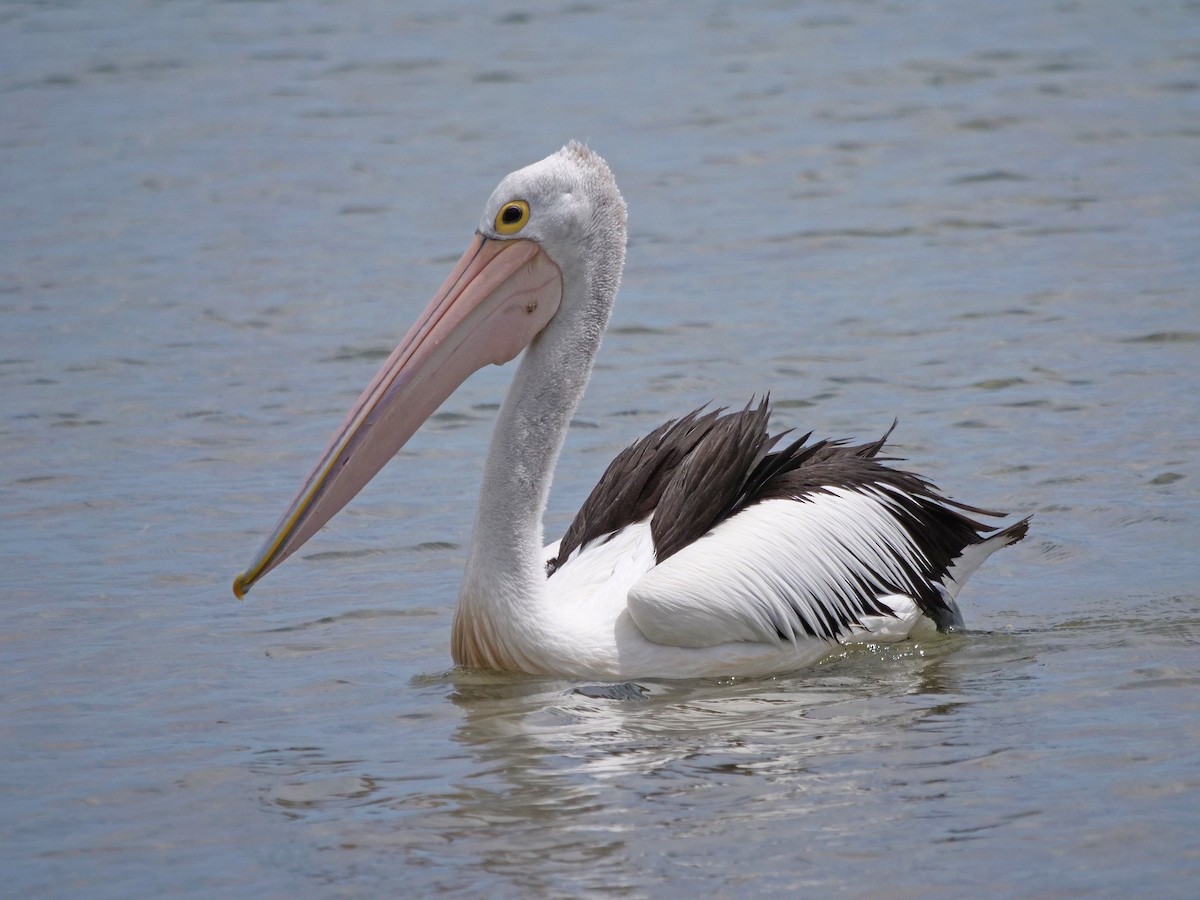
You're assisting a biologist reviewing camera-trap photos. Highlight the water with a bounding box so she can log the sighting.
[3,0,1198,895]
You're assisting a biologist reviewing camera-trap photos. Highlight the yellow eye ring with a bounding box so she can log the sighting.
[494,199,530,235]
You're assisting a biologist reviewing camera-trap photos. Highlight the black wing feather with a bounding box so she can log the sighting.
[547,407,724,573]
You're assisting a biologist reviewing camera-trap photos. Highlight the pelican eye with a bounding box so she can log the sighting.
[494,199,530,235]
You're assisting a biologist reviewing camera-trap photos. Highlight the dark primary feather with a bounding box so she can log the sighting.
[650,398,781,562]
[547,406,725,574]
[548,399,1026,633]
[547,400,779,574]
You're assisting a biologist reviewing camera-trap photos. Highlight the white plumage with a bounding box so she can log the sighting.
[629,489,946,648]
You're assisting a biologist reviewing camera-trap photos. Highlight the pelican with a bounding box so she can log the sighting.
[234,142,1028,678]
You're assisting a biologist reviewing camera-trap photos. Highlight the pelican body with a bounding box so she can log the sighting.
[234,142,1028,679]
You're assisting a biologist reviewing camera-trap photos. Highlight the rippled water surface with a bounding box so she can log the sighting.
[3,0,1198,896]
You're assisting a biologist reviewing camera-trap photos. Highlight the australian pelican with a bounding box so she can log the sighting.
[234,142,1028,678]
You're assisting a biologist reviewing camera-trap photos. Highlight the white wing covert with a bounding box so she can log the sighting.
[626,487,946,648]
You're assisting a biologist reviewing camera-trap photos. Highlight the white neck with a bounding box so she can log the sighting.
[451,268,611,671]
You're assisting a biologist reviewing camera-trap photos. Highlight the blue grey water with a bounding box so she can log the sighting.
[2,0,1198,896]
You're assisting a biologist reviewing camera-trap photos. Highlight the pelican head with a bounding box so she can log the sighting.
[234,142,627,597]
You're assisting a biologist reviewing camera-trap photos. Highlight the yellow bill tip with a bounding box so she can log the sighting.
[232,572,250,600]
